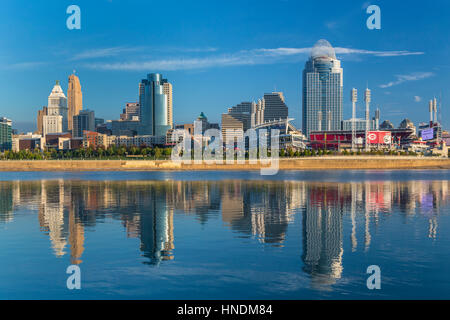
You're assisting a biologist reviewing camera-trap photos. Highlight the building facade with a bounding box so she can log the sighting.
[67,74,83,132]
[0,117,12,151]
[163,82,173,129]
[73,109,95,138]
[120,102,140,121]
[37,106,48,135]
[263,92,288,122]
[302,39,343,136]
[139,73,171,137]
[43,81,68,135]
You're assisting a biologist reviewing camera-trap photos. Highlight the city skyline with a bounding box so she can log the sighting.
[1,0,449,132]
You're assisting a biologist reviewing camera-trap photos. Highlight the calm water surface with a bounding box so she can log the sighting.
[0,170,449,299]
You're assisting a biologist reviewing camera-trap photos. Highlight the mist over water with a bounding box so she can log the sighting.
[0,171,449,299]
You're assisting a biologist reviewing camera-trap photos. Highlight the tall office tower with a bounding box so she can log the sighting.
[228,102,253,128]
[37,106,48,135]
[256,99,265,126]
[0,117,12,151]
[163,82,173,128]
[73,109,95,138]
[43,81,68,135]
[221,113,244,143]
[302,39,343,136]
[67,74,83,132]
[139,73,171,137]
[263,92,288,122]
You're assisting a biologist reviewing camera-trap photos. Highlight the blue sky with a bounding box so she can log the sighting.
[0,0,449,132]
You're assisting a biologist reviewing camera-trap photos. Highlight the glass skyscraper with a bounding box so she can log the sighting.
[139,73,171,137]
[0,117,12,151]
[302,40,343,136]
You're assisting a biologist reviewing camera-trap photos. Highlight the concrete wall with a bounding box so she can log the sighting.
[0,157,449,171]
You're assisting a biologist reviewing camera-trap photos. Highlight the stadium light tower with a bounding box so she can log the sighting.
[364,88,371,151]
[351,88,358,151]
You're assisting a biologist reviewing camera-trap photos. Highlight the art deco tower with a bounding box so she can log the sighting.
[67,74,83,132]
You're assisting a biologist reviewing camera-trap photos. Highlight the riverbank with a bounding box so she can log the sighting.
[0,156,449,171]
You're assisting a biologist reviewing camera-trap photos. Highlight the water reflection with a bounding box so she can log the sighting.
[0,179,448,288]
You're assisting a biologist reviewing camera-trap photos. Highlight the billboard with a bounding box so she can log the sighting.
[421,128,434,141]
[367,131,392,144]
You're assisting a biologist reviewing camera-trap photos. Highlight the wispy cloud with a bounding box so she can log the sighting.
[83,46,425,71]
[70,46,142,61]
[380,72,434,88]
[71,46,219,61]
[4,61,47,70]
[414,96,422,102]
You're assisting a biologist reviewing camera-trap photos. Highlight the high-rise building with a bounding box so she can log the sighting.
[263,92,288,122]
[120,102,140,121]
[43,81,68,135]
[139,73,171,137]
[37,106,48,135]
[73,109,95,138]
[302,39,343,136]
[221,113,244,143]
[163,82,173,128]
[67,74,83,132]
[0,117,12,151]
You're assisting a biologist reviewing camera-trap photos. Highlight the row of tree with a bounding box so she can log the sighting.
[0,146,173,160]
[0,146,424,160]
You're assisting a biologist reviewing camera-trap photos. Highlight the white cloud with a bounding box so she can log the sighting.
[414,96,422,102]
[70,47,142,61]
[380,72,434,88]
[4,61,47,69]
[83,46,425,71]
[71,46,219,61]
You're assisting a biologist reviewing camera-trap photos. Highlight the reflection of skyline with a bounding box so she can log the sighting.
[0,179,448,289]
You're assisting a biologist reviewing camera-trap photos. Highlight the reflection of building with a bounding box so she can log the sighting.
[221,181,297,245]
[139,194,174,265]
[302,184,343,289]
[2,179,449,274]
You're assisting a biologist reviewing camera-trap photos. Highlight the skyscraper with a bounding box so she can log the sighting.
[73,109,95,138]
[139,73,171,137]
[37,106,48,135]
[263,92,288,122]
[67,74,83,132]
[0,117,12,151]
[43,81,68,135]
[163,82,173,129]
[302,40,343,136]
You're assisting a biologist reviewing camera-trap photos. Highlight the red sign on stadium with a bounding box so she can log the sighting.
[367,131,392,144]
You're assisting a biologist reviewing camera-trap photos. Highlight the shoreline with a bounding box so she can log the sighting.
[0,157,449,171]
